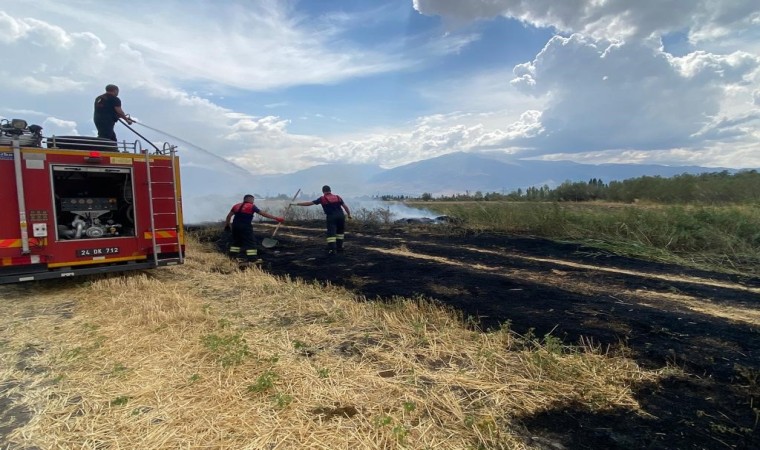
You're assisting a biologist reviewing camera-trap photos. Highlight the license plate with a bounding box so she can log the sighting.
[76,247,120,257]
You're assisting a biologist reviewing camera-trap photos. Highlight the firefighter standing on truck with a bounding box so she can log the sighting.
[93,84,133,141]
[224,195,284,263]
[292,185,352,255]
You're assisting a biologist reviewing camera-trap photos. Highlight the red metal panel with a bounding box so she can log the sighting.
[0,153,22,260]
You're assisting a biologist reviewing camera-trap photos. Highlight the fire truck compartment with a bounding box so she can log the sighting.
[52,165,136,241]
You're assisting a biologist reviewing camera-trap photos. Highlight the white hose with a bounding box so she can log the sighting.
[72,216,86,239]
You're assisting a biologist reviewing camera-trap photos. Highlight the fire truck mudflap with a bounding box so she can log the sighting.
[0,118,184,284]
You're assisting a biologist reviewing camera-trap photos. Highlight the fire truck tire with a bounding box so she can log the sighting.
[47,136,119,152]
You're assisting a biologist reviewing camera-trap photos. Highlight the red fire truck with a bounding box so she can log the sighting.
[0,118,184,284]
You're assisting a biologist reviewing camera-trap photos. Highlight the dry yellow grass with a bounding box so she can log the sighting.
[0,238,664,449]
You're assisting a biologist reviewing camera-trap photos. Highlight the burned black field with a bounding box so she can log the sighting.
[205,221,760,449]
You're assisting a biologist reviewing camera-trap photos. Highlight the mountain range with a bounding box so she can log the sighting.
[181,152,741,200]
[178,152,751,222]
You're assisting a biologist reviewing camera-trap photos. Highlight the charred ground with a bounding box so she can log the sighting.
[203,221,760,450]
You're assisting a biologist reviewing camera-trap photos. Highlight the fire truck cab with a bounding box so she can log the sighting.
[0,118,184,284]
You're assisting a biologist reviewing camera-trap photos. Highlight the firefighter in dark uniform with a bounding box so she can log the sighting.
[292,185,352,255]
[93,84,132,141]
[224,195,284,263]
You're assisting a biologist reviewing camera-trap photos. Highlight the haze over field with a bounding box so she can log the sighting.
[1,0,759,220]
[180,153,739,223]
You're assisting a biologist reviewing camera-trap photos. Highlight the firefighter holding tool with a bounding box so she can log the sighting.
[292,185,351,255]
[224,195,284,263]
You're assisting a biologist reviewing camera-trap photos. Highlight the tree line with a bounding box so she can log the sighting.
[407,170,760,204]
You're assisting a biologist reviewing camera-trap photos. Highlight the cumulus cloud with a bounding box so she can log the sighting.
[221,116,328,174]
[293,109,543,169]
[508,34,760,153]
[409,1,760,168]
[412,0,760,42]
[691,111,760,142]
[0,12,107,83]
[41,117,79,136]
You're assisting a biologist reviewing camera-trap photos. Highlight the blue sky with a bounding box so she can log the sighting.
[1,0,759,179]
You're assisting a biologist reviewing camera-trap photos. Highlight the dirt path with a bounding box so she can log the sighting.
[220,222,760,450]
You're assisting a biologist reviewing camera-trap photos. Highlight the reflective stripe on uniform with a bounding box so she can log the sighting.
[336,234,345,240]
[229,246,241,253]
[326,237,337,243]
[245,249,258,256]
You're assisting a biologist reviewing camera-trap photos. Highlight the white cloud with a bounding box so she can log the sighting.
[412,0,760,43]
[508,34,760,155]
[425,32,481,56]
[408,2,760,168]
[4,108,47,117]
[8,1,411,91]
[416,68,547,114]
[534,142,760,169]
[0,7,327,176]
[10,76,85,94]
[42,117,79,136]
[0,12,107,80]
[294,109,543,168]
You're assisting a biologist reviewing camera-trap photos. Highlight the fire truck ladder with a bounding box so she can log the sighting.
[144,146,184,267]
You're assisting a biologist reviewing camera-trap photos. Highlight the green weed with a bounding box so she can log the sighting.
[110,396,130,407]
[201,332,250,367]
[392,424,409,442]
[273,392,293,408]
[111,363,129,376]
[248,371,278,394]
[374,415,392,427]
[62,347,83,360]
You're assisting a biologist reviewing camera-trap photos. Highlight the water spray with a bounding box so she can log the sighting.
[123,119,255,178]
